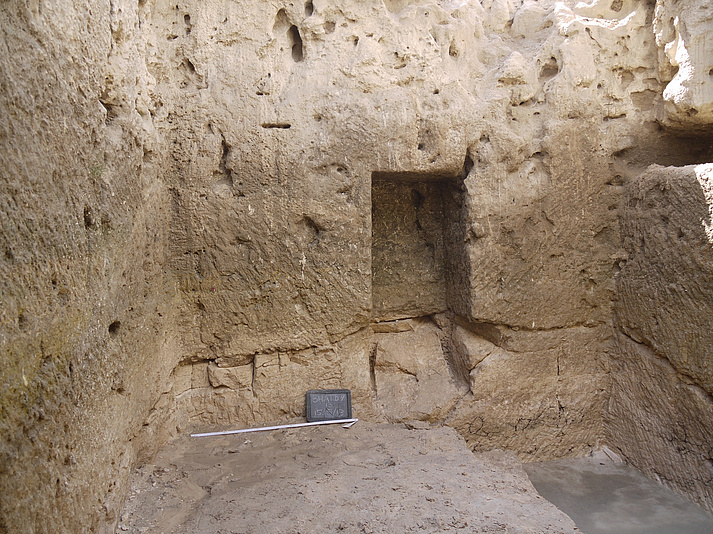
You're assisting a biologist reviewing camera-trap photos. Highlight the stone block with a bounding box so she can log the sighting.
[207,362,253,391]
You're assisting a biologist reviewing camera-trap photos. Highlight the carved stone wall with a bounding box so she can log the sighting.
[1,0,712,532]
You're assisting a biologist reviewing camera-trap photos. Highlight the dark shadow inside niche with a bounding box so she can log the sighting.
[371,171,468,322]
[614,127,713,169]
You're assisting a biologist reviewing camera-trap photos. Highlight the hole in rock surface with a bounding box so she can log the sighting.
[288,25,304,62]
[539,57,559,81]
[17,311,28,331]
[108,320,121,337]
[83,206,96,229]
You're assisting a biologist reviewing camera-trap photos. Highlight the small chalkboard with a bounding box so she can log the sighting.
[305,389,352,422]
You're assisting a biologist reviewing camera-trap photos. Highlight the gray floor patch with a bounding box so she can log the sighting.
[524,452,713,534]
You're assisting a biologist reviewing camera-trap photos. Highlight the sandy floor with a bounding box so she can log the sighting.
[118,422,579,533]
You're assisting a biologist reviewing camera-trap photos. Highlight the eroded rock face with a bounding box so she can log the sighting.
[446,320,610,461]
[608,334,713,511]
[163,0,661,432]
[173,326,375,427]
[612,163,713,507]
[654,0,713,130]
[372,317,468,422]
[2,0,713,531]
[0,2,179,532]
[618,164,713,394]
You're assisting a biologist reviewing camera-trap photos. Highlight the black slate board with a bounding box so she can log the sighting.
[305,389,352,422]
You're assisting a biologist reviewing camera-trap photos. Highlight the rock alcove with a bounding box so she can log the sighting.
[1,0,713,532]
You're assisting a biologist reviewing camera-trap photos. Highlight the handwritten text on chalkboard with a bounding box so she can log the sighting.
[306,389,352,422]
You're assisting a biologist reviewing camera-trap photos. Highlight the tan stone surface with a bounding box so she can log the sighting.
[617,164,713,394]
[612,163,713,509]
[119,423,580,533]
[2,0,713,531]
[370,318,415,333]
[1,2,180,532]
[206,361,253,390]
[373,317,468,422]
[654,0,713,130]
[448,325,609,462]
[451,322,499,370]
[175,327,376,430]
[608,334,713,510]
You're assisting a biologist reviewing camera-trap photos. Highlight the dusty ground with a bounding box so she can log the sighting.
[118,422,578,533]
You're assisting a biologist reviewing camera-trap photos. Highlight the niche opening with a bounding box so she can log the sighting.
[371,172,467,321]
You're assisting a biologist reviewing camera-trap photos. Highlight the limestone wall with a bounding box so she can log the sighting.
[161,0,647,436]
[611,164,713,509]
[0,1,179,532]
[1,0,713,532]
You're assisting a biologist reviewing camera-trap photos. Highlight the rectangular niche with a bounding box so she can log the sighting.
[371,172,466,322]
